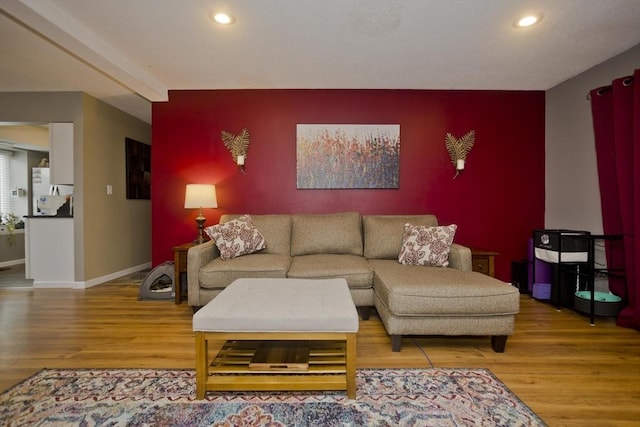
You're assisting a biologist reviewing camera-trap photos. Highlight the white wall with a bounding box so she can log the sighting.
[545,44,640,232]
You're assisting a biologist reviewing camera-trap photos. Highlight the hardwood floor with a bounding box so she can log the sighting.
[1,284,638,426]
[0,264,33,288]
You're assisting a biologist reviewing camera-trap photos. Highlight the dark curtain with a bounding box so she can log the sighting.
[590,69,639,330]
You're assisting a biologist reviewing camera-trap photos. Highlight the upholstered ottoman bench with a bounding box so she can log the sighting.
[371,261,520,352]
[193,278,359,399]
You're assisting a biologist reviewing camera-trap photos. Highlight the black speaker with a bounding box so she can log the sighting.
[511,260,529,294]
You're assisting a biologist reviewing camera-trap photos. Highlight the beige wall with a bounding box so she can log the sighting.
[0,91,151,283]
[0,125,49,149]
[81,95,151,280]
[545,44,640,232]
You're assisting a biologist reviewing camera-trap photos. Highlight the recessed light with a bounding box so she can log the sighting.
[212,12,234,25]
[515,14,542,28]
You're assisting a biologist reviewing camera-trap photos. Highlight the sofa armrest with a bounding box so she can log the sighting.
[448,243,472,272]
[187,240,219,306]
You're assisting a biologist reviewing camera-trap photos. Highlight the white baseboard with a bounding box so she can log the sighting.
[33,281,81,289]
[81,262,152,289]
[0,259,25,268]
[32,262,152,289]
[15,260,151,289]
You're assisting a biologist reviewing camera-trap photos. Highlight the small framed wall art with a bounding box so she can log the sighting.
[125,137,151,199]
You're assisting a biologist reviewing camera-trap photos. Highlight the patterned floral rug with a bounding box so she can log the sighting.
[1,368,546,426]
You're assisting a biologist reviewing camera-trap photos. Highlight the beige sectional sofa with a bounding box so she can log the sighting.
[187,211,520,352]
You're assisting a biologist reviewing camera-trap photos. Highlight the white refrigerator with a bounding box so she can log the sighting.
[32,167,73,215]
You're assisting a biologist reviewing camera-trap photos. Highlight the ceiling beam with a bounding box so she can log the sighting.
[0,0,168,102]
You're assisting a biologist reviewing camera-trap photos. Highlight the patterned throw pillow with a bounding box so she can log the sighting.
[398,223,457,267]
[205,215,267,260]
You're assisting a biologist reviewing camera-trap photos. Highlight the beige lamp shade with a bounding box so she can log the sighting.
[184,184,218,209]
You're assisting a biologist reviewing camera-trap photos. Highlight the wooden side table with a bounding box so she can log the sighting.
[469,247,498,278]
[173,242,195,304]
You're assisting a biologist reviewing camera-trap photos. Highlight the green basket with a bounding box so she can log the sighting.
[574,291,623,317]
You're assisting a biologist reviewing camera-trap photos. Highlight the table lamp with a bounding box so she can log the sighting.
[184,184,218,244]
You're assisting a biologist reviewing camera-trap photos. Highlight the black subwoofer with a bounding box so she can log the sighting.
[511,260,528,294]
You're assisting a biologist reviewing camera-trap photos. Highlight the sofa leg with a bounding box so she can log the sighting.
[391,335,402,352]
[491,335,508,353]
[359,306,372,320]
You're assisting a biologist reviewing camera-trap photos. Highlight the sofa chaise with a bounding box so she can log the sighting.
[187,211,520,352]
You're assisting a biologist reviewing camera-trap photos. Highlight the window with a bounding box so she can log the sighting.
[0,149,13,215]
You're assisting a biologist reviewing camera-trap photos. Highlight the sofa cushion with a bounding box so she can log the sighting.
[205,215,266,260]
[363,215,438,259]
[199,253,291,290]
[291,212,363,256]
[398,224,457,267]
[220,214,292,255]
[287,254,372,289]
[370,259,520,316]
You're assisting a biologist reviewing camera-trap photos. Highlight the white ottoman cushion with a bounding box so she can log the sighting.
[193,278,359,333]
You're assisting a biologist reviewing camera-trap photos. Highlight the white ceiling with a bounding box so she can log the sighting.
[1,0,640,124]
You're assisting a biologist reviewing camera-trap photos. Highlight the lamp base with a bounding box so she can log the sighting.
[194,215,207,245]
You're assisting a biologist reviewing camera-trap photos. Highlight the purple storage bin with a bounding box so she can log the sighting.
[533,283,551,300]
[528,238,552,292]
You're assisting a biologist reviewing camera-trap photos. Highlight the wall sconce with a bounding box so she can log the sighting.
[445,130,475,178]
[184,184,218,244]
[221,128,250,174]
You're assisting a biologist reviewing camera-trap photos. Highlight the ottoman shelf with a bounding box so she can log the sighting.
[195,333,356,397]
[209,339,349,373]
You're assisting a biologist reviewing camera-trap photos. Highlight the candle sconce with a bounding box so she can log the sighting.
[445,130,475,178]
[221,128,250,174]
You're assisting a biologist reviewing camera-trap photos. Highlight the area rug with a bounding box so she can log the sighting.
[0,368,546,426]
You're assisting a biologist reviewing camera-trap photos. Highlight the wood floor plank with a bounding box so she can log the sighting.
[1,285,638,426]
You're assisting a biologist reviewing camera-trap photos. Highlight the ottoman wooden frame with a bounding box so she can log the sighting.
[193,278,359,399]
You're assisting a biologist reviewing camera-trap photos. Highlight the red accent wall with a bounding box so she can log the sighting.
[152,89,545,281]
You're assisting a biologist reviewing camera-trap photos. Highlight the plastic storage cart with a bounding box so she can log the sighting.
[532,229,590,308]
[532,230,626,324]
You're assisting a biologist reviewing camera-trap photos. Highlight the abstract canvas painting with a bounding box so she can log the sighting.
[296,124,400,189]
